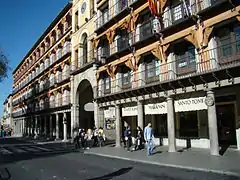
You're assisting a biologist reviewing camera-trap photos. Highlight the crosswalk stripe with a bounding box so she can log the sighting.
[0,148,13,155]
[21,146,41,152]
[31,146,52,152]
[6,147,26,153]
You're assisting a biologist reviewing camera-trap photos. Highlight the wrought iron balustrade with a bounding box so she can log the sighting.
[96,40,240,97]
[95,0,130,30]
[163,2,191,28]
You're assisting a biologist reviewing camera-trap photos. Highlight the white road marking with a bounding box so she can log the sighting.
[0,148,12,154]
[12,147,28,153]
[32,146,52,152]
[23,146,42,152]
[0,148,13,155]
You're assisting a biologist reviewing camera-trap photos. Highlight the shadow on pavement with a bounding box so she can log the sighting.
[0,149,82,166]
[219,144,230,156]
[0,168,11,180]
[86,167,133,180]
[0,138,30,145]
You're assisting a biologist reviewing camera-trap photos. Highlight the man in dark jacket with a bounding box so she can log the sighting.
[124,126,132,151]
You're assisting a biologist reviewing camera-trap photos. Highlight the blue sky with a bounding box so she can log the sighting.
[0,0,70,117]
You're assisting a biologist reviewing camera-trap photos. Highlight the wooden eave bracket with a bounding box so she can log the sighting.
[105,64,117,79]
[151,43,170,63]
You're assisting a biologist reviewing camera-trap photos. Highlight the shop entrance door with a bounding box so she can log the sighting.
[216,103,237,146]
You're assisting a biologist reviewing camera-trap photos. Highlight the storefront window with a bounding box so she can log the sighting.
[155,115,167,137]
[179,111,198,138]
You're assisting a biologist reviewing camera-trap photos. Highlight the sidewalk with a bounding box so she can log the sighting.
[84,145,240,177]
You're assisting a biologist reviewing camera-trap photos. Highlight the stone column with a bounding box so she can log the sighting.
[55,113,60,140]
[49,115,53,139]
[34,116,38,139]
[137,100,144,129]
[34,116,38,135]
[31,116,35,135]
[71,104,79,137]
[167,97,176,152]
[115,105,122,147]
[206,90,219,156]
[94,101,99,128]
[44,116,47,137]
[28,118,32,136]
[39,117,42,136]
[70,75,75,137]
[21,119,24,136]
[63,112,68,141]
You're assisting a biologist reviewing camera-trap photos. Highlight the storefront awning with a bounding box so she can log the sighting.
[175,97,207,112]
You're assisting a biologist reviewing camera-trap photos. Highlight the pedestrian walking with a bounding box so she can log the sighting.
[135,126,143,151]
[98,127,105,147]
[124,126,132,151]
[73,131,80,149]
[80,129,86,149]
[144,122,155,156]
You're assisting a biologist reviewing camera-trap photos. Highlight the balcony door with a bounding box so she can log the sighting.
[175,42,196,76]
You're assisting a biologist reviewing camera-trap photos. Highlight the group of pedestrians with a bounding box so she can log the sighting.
[73,127,105,149]
[0,127,12,137]
[123,122,155,156]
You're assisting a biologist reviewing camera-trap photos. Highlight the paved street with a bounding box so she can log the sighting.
[0,138,239,180]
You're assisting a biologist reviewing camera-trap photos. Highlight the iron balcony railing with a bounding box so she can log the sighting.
[74,49,96,71]
[190,0,229,14]
[97,40,240,97]
[56,71,70,83]
[95,0,137,30]
[138,18,158,42]
[163,1,191,28]
[96,18,159,62]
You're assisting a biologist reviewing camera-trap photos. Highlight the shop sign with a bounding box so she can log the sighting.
[145,102,167,114]
[104,107,116,119]
[122,106,138,117]
[175,97,207,112]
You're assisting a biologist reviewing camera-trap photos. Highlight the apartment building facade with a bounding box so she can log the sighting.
[93,0,240,155]
[12,3,72,140]
[2,94,13,129]
[70,0,100,134]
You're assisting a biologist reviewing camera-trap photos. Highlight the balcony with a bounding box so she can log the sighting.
[191,0,233,15]
[163,2,191,29]
[95,0,136,31]
[56,71,70,84]
[73,49,96,73]
[117,33,131,52]
[96,40,240,98]
[136,18,159,43]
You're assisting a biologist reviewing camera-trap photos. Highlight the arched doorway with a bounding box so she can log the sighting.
[76,79,94,130]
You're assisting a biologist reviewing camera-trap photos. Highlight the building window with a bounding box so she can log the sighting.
[117,30,129,52]
[179,111,198,138]
[82,35,88,64]
[216,24,240,64]
[175,42,196,76]
[102,8,109,25]
[57,48,62,60]
[170,0,190,23]
[145,56,160,82]
[121,66,131,89]
[104,76,111,93]
[75,49,79,69]
[75,11,79,31]
[139,12,153,41]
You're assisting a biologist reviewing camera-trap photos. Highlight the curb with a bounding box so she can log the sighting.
[84,151,240,177]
